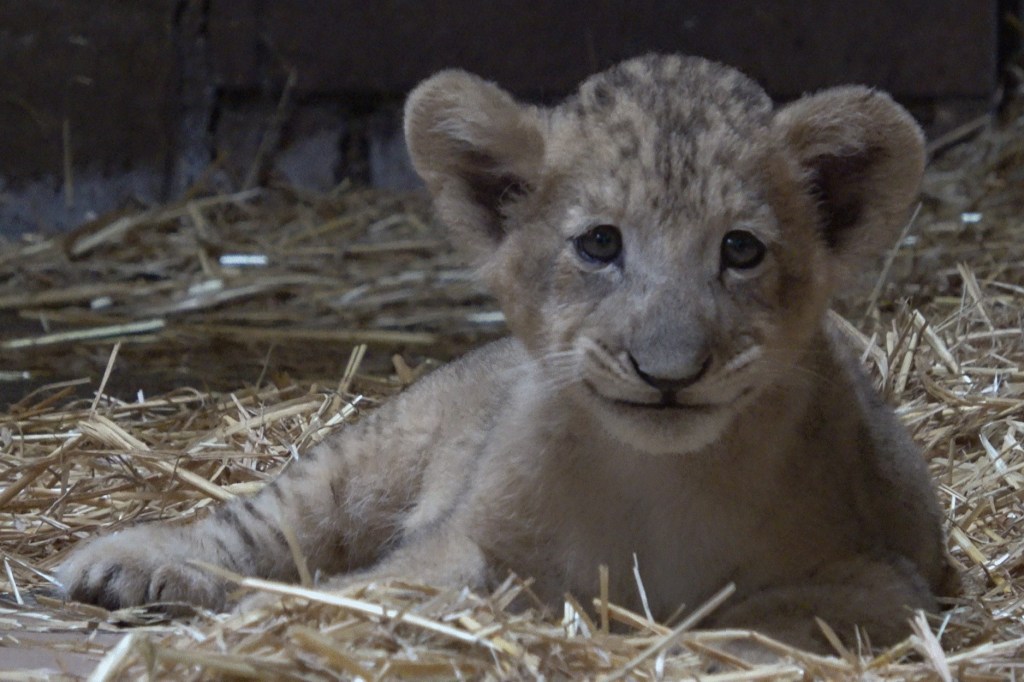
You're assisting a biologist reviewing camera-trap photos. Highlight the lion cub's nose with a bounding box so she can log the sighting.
[628,354,711,392]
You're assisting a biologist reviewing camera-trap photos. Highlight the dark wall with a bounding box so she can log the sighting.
[209,1,997,100]
[0,1,1002,235]
[0,1,179,178]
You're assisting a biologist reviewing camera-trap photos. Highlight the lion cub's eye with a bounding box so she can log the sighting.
[574,224,623,264]
[720,230,766,270]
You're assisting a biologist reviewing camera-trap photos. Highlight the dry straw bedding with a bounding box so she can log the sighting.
[1,108,1024,679]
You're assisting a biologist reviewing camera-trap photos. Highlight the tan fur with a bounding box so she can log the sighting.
[57,55,951,652]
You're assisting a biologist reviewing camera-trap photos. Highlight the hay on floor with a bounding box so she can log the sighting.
[2,104,1024,678]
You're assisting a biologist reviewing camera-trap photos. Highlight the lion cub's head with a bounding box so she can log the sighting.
[404,55,924,454]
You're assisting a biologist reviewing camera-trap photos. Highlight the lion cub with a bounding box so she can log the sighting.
[58,55,950,651]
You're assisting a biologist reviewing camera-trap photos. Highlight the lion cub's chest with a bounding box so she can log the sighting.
[481,434,850,618]
[474,446,727,611]
[555,453,768,613]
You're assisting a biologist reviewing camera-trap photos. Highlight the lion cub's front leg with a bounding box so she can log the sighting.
[57,484,314,610]
[57,395,444,610]
[56,347,502,612]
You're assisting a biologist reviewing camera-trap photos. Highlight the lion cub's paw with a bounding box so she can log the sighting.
[56,528,227,611]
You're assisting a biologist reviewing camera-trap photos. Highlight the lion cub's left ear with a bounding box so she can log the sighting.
[404,71,545,267]
[773,87,925,269]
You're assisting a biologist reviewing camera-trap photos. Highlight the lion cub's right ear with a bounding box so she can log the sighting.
[404,71,545,265]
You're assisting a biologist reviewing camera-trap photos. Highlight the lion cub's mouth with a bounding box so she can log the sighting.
[615,397,715,411]
[582,380,722,412]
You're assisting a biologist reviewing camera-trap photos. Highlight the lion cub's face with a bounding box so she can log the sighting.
[405,55,924,454]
